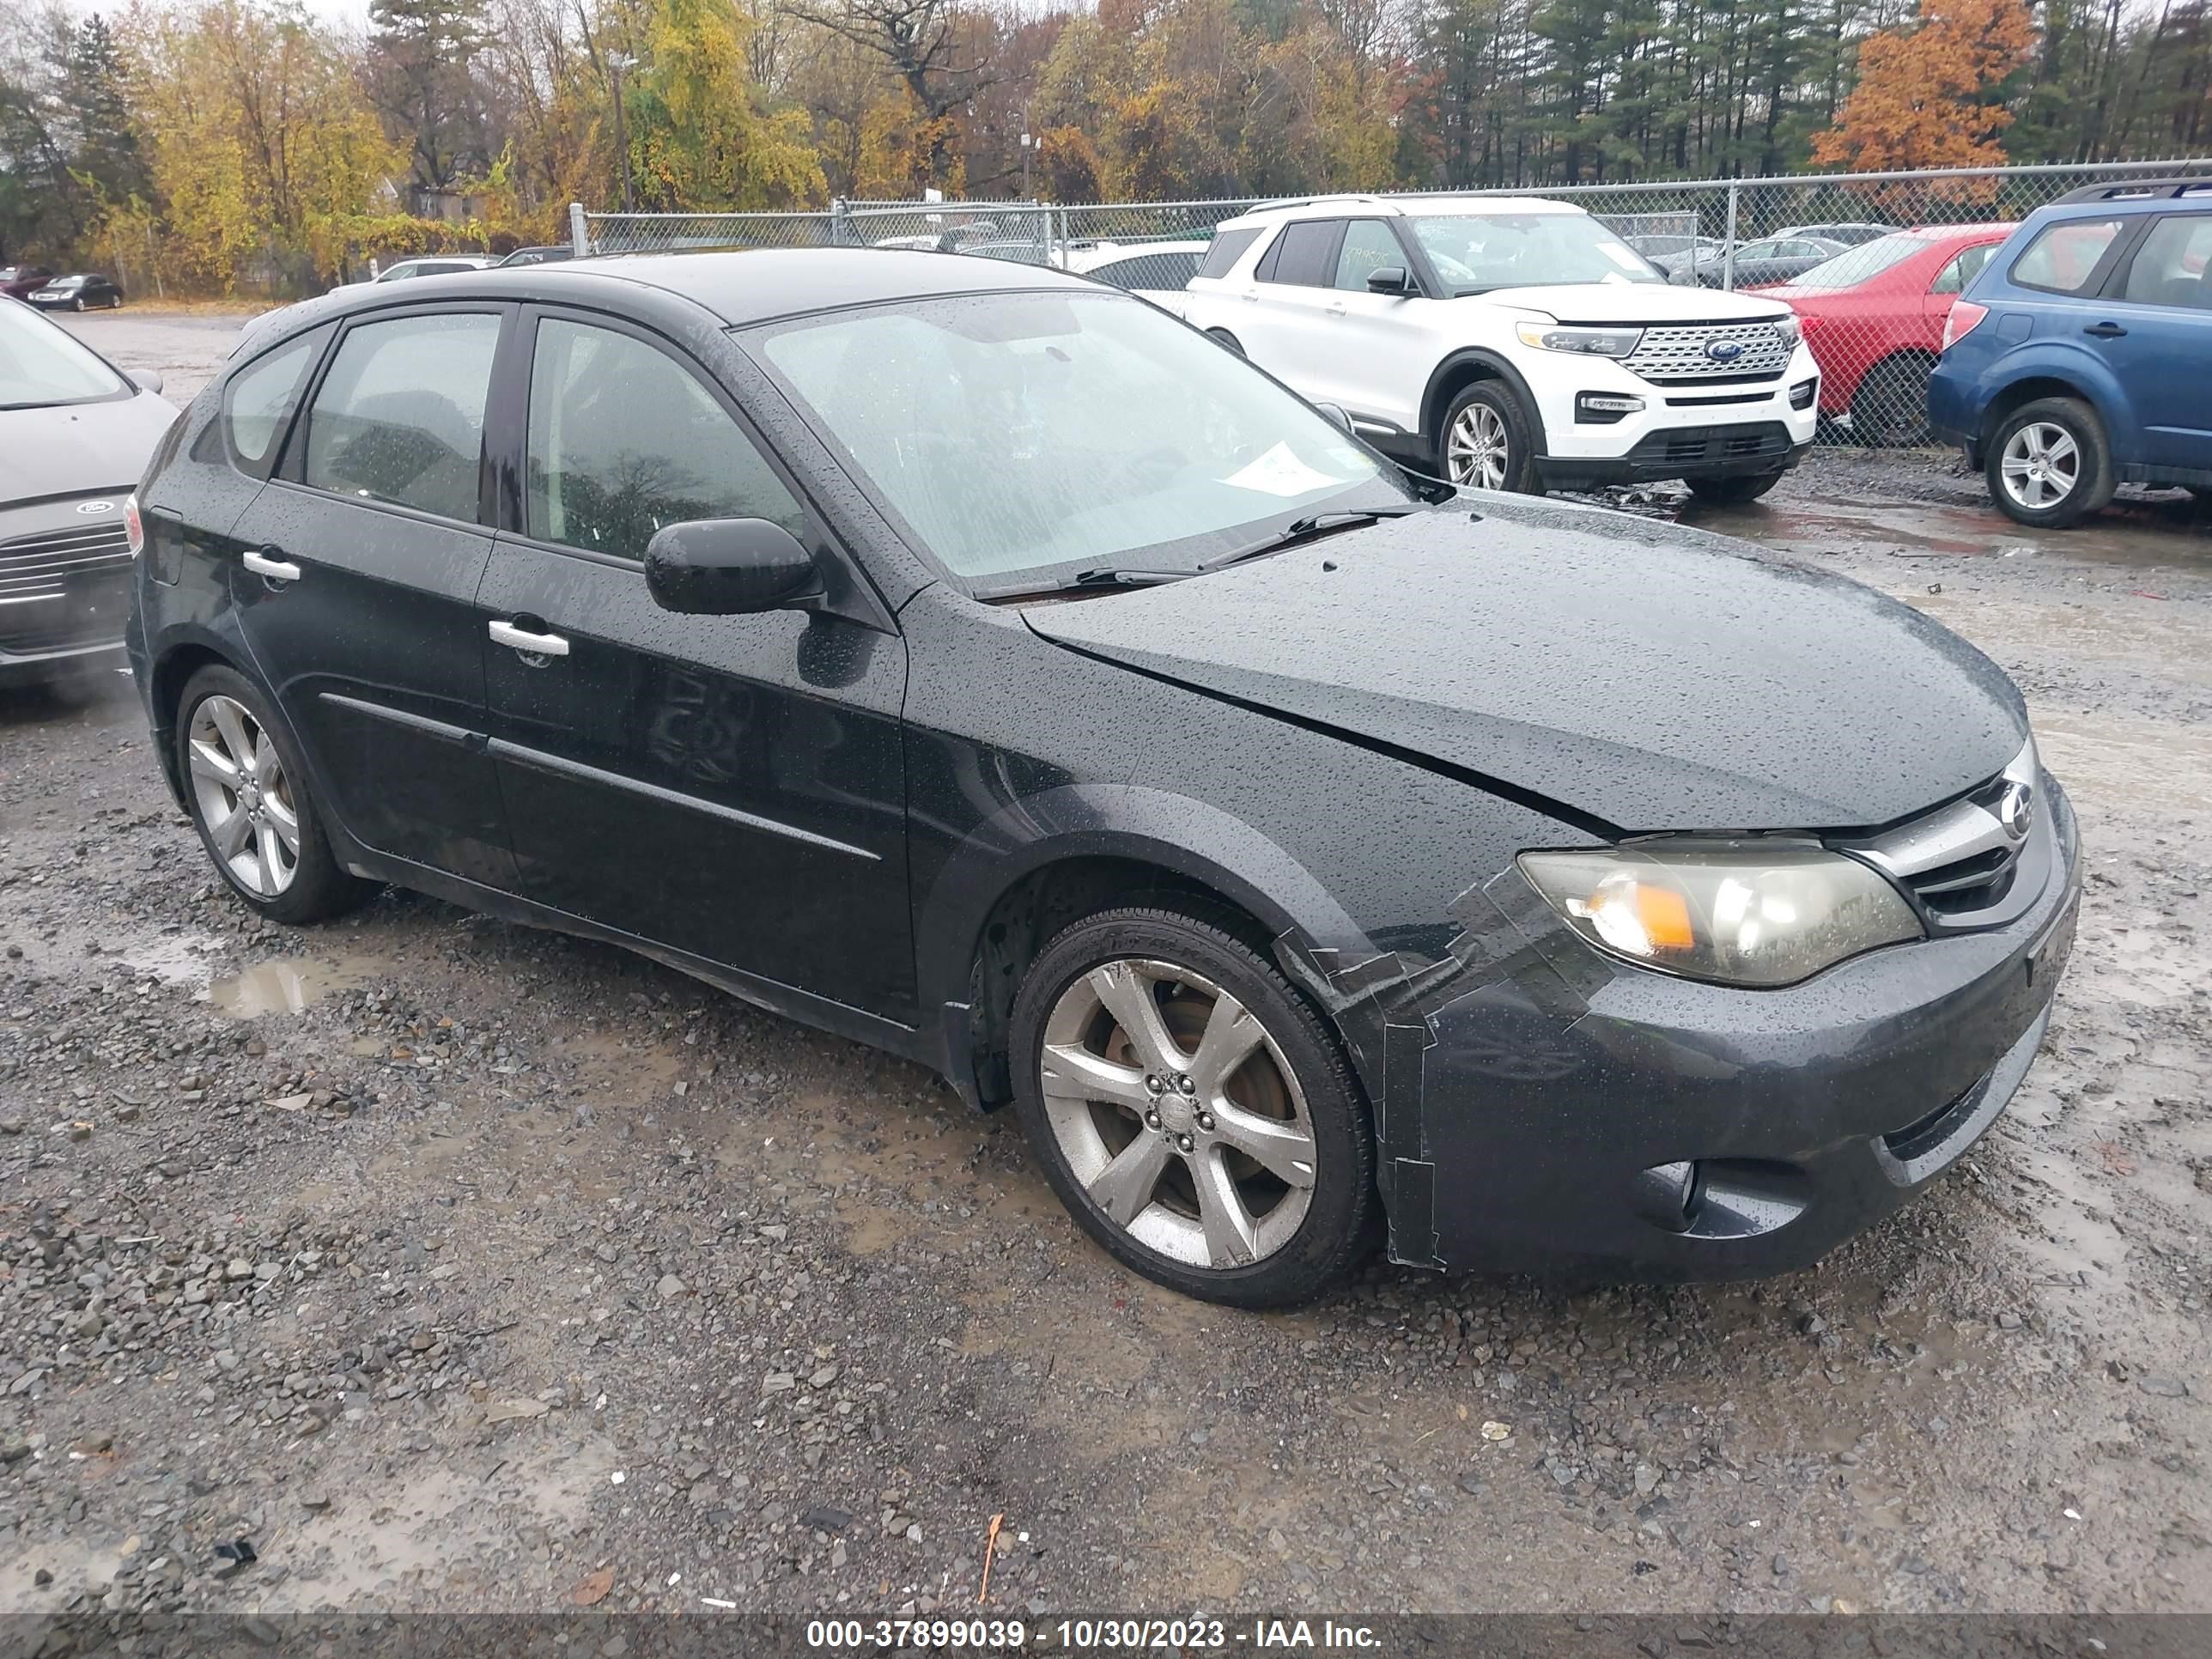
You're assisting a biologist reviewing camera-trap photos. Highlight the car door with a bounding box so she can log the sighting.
[477,307,915,1019]
[1231,219,1345,383]
[2079,211,2212,468]
[224,303,517,890]
[1297,218,1427,433]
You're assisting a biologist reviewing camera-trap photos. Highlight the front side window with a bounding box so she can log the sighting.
[303,311,499,521]
[1334,221,1406,291]
[0,295,130,409]
[2011,218,2124,295]
[1406,211,1662,293]
[526,319,805,561]
[2119,216,2212,307]
[754,290,1397,589]
[222,328,325,470]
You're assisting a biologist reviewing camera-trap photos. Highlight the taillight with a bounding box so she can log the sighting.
[1942,301,1989,351]
[125,492,144,556]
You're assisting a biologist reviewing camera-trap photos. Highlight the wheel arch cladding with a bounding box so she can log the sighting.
[1978,372,2118,448]
[1422,350,1547,453]
[917,783,1365,1110]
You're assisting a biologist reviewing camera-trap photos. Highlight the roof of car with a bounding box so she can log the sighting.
[1225,193,1582,227]
[241,248,1100,353]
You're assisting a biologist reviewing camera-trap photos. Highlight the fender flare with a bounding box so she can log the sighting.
[1419,349,1552,458]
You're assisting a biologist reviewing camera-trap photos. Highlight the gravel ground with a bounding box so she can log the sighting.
[2,312,2206,1627]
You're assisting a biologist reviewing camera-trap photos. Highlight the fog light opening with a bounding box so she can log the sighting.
[1576,392,1644,423]
[1631,1158,1705,1234]
[1789,377,1819,411]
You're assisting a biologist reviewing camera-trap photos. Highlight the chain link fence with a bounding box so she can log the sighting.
[576,159,2211,450]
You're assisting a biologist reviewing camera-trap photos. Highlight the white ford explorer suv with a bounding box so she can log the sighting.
[1177,194,1821,501]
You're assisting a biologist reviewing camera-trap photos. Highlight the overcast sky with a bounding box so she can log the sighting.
[61,0,375,28]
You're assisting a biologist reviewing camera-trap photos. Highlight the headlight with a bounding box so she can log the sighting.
[1514,321,1644,356]
[1518,841,1922,988]
[1772,314,1802,349]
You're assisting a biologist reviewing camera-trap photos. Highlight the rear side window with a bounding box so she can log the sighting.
[1929,244,1995,295]
[1089,251,1201,292]
[526,318,805,561]
[303,311,500,521]
[1262,221,1342,288]
[2010,218,2124,295]
[1194,228,1260,280]
[2119,216,2212,307]
[220,327,326,473]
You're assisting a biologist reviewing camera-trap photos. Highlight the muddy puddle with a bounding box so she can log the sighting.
[1684,491,2212,571]
[204,954,386,1017]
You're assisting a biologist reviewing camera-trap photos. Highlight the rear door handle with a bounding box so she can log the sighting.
[241,549,301,582]
[2082,322,2127,338]
[489,618,570,658]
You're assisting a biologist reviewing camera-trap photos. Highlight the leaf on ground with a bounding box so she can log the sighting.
[485,1397,551,1424]
[570,1567,613,1607]
[2094,1141,2136,1177]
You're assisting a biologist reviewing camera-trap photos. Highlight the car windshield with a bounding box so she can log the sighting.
[52,276,87,288]
[753,289,1404,590]
[0,296,129,408]
[1407,211,1665,292]
[1787,234,1932,289]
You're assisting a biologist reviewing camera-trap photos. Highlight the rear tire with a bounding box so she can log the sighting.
[1686,469,1786,505]
[175,665,378,926]
[1850,355,1933,447]
[1437,380,1540,493]
[1985,396,2114,529]
[1010,907,1380,1308]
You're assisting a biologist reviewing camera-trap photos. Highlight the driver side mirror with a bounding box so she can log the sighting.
[644,518,822,617]
[1365,266,1415,296]
[129,368,164,395]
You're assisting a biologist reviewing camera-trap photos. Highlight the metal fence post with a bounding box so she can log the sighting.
[830,198,849,246]
[1722,181,1739,292]
[568,203,588,258]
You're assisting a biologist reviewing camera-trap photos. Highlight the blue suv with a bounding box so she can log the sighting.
[1929,178,2212,527]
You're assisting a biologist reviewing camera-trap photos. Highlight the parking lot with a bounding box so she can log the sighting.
[2,309,2208,1623]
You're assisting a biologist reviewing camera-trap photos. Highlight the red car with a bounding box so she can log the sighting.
[1757,224,2016,445]
[0,264,56,301]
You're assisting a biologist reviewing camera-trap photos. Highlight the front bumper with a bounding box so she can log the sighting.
[1528,341,1821,486]
[2,499,135,689]
[1406,780,2081,1279]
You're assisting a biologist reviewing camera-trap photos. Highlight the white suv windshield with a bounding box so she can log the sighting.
[1408,212,1665,293]
[0,297,129,409]
[754,290,1398,589]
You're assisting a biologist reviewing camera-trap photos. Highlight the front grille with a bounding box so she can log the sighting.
[1846,740,2040,921]
[0,520,131,603]
[1624,319,1794,384]
[1627,422,1796,467]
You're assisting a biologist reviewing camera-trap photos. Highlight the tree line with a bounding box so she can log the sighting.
[1,0,2206,296]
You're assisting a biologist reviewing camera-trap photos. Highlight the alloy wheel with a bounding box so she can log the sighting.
[187,695,300,897]
[1999,422,2080,511]
[1448,403,1510,489]
[1038,958,1317,1270]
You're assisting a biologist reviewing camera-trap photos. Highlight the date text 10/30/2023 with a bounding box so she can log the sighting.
[802,1618,1382,1650]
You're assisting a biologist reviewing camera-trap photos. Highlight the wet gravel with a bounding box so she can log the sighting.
[1,313,2207,1625]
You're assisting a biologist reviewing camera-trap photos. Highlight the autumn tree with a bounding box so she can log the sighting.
[1812,0,2036,173]
[626,0,825,210]
[366,0,491,204]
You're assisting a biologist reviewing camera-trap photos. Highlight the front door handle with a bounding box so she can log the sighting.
[489,618,570,659]
[241,549,301,582]
[2082,322,2127,338]
[1325,303,1347,317]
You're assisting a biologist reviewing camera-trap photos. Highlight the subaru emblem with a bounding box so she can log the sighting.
[76,499,117,515]
[1704,338,1746,364]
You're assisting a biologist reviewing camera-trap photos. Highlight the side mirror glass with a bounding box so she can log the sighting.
[644,518,821,617]
[1365,266,1413,296]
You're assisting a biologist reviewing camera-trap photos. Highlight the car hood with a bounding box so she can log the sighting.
[0,392,176,506]
[1020,498,2026,833]
[1480,283,1792,324]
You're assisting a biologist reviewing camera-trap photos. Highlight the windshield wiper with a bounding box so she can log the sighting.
[975,565,1194,601]
[1199,505,1424,571]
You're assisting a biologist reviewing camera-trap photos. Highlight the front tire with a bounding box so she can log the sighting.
[1438,381,1540,493]
[1986,396,2114,529]
[1686,469,1787,505]
[71,296,85,312]
[1010,908,1380,1308]
[175,665,377,926]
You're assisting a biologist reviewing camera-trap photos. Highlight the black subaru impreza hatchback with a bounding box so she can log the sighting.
[126,250,2079,1306]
